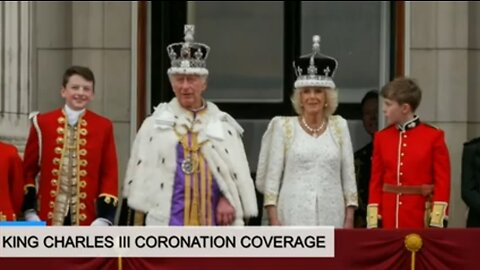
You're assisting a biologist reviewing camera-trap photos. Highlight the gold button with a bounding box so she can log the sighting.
[401,153,405,156]
[79,203,86,210]
[50,190,57,197]
[400,172,403,176]
[399,201,403,205]
[105,196,112,204]
[79,139,87,146]
[79,214,87,221]
[79,128,88,136]
[400,162,404,166]
[403,135,407,138]
[79,192,87,199]
[51,179,57,186]
[57,117,65,124]
[79,170,87,177]
[54,147,63,155]
[49,201,55,208]
[53,158,60,165]
[52,169,59,176]
[403,143,407,147]
[81,119,87,127]
[80,160,88,167]
[79,149,87,156]
[56,137,64,145]
[48,212,53,219]
[56,127,64,135]
[79,181,87,188]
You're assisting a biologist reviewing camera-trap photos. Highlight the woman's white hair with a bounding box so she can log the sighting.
[290,87,339,117]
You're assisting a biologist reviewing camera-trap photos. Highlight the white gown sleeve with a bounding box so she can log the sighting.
[256,117,286,206]
[339,117,359,207]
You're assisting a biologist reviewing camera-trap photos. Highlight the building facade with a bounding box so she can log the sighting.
[0,1,476,227]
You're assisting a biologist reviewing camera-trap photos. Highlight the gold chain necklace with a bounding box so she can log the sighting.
[175,128,204,175]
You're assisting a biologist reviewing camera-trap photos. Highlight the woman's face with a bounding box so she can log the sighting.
[300,87,327,115]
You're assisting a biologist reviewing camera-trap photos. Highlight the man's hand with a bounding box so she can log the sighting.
[216,196,235,225]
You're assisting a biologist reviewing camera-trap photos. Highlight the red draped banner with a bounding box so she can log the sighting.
[1,229,479,270]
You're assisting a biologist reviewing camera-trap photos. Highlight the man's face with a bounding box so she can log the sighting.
[170,74,207,110]
[61,74,94,110]
[362,98,378,136]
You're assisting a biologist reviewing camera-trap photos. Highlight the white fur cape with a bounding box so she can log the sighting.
[123,98,258,225]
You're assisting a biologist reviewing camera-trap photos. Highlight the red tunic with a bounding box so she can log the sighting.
[0,142,24,221]
[368,118,451,228]
[23,109,118,225]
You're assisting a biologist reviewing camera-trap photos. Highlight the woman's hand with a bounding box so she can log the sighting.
[343,206,355,228]
[265,205,281,226]
[343,216,354,228]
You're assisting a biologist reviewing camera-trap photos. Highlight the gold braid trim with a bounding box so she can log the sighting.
[344,192,358,207]
[99,193,119,206]
[282,117,293,154]
[263,193,278,206]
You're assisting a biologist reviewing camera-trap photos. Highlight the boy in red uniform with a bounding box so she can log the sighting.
[367,77,450,228]
[23,66,118,226]
[0,141,24,221]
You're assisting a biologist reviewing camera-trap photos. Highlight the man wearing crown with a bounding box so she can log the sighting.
[23,66,119,226]
[121,25,258,226]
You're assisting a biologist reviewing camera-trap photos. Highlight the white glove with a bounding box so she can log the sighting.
[24,209,41,222]
[90,217,112,226]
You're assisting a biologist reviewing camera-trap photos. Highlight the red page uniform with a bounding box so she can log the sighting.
[0,142,24,221]
[367,117,450,228]
[23,109,118,225]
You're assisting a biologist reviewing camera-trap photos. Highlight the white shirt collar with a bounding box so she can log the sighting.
[64,105,85,126]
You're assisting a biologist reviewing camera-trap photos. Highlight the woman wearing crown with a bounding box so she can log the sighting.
[121,25,257,226]
[256,35,358,227]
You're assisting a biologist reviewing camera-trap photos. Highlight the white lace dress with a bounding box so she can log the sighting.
[256,116,358,227]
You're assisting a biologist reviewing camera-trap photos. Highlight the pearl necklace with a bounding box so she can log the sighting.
[302,117,325,137]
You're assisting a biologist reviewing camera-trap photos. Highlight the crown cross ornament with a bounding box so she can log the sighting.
[307,57,318,76]
[167,24,210,76]
[323,66,331,76]
[293,34,338,89]
[194,48,203,60]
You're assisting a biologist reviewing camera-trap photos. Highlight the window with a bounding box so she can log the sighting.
[188,1,284,103]
[301,1,388,103]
